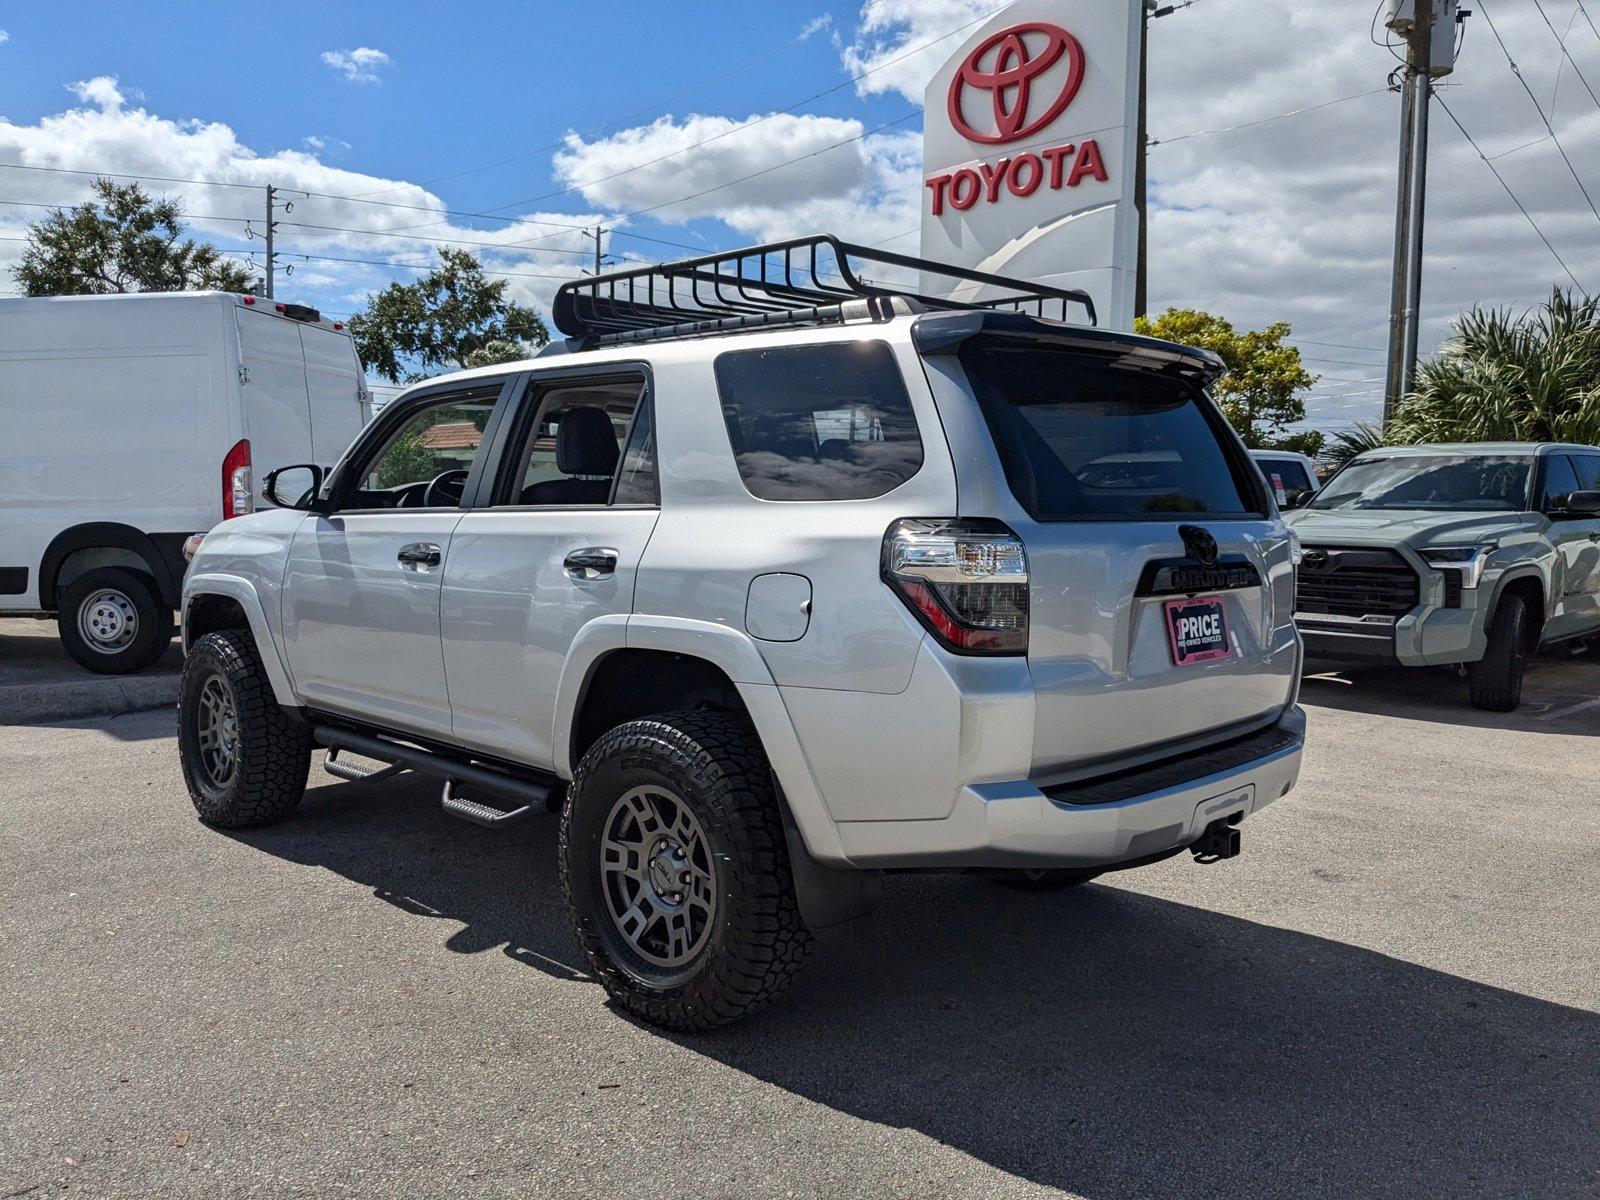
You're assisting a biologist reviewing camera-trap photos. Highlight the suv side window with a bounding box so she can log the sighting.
[347,383,502,509]
[1540,454,1582,512]
[497,374,654,507]
[1570,453,1600,492]
[1256,457,1314,507]
[713,342,923,501]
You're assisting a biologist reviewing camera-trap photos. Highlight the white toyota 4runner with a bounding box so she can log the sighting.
[177,237,1306,1030]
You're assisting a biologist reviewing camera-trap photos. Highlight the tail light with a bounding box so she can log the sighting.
[222,438,253,520]
[882,518,1028,655]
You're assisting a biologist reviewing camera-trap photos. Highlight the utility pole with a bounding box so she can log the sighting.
[584,225,610,276]
[1383,0,1462,422]
[264,185,277,300]
[1135,0,1151,321]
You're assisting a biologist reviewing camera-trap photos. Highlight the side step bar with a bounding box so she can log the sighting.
[324,747,408,785]
[313,725,554,828]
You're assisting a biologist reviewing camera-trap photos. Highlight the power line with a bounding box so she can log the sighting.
[1434,94,1586,290]
[1578,0,1600,45]
[1148,88,1388,147]
[1477,0,1600,225]
[1531,0,1600,110]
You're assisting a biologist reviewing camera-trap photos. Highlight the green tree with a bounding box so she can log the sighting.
[1134,308,1321,455]
[1321,420,1388,471]
[1389,291,1600,445]
[12,177,254,296]
[350,248,549,383]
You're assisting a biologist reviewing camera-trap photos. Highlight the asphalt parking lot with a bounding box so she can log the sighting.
[3,656,1597,1199]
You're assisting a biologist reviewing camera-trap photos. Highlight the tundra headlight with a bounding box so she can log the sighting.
[1419,544,1496,589]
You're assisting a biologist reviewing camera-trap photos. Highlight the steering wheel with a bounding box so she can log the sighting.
[422,469,470,507]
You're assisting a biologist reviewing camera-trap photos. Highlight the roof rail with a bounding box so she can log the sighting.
[550,233,1096,347]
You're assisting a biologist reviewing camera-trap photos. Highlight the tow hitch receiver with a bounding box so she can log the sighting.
[1190,818,1242,863]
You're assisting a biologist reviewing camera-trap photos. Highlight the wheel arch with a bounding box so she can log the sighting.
[1490,568,1546,649]
[182,574,299,708]
[40,523,180,611]
[554,615,850,865]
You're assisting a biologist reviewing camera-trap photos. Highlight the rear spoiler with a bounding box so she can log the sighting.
[911,311,1226,388]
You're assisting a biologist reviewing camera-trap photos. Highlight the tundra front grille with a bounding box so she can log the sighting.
[1295,547,1419,618]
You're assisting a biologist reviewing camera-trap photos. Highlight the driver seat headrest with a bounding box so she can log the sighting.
[555,407,620,477]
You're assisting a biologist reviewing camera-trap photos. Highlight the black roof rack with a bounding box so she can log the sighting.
[550,233,1096,347]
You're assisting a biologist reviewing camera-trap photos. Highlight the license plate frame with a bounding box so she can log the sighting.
[1164,595,1232,666]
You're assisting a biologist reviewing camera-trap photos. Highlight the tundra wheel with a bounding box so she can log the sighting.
[1468,592,1530,712]
[560,711,810,1031]
[179,630,311,828]
[59,567,170,675]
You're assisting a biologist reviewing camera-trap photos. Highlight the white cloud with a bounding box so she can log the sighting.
[841,0,989,102]
[320,47,391,85]
[67,76,125,110]
[0,30,10,45]
[301,134,351,155]
[0,87,610,314]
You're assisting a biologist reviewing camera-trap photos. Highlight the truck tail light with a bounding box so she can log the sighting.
[222,439,253,520]
[881,518,1028,655]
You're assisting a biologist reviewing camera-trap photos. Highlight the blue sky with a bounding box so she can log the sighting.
[2,0,1597,428]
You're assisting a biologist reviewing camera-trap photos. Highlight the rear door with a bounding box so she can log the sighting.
[235,307,315,477]
[441,369,659,767]
[925,336,1298,780]
[1539,453,1600,638]
[301,323,369,465]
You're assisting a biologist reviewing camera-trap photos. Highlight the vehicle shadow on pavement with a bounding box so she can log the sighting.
[226,768,591,982]
[693,874,1599,1199]
[1301,654,1599,735]
[229,770,1598,1199]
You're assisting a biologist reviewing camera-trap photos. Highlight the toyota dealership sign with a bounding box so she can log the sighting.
[920,1,1141,329]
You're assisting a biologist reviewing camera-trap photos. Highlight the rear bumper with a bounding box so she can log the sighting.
[833,707,1305,869]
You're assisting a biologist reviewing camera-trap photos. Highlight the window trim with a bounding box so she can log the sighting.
[483,361,658,512]
[324,374,523,516]
[711,339,928,504]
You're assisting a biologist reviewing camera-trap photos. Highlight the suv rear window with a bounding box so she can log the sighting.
[713,342,923,501]
[958,340,1263,520]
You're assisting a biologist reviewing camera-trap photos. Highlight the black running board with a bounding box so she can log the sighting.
[312,725,554,826]
[324,747,408,784]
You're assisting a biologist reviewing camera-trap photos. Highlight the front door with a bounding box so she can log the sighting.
[280,380,509,738]
[442,370,658,767]
[1536,453,1600,641]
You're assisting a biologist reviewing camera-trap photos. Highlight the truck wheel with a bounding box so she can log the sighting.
[178,630,311,828]
[58,567,171,675]
[993,868,1102,892]
[1469,592,1529,712]
[560,711,811,1031]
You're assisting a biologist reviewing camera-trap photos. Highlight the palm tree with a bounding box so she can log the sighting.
[1320,420,1387,472]
[1389,290,1600,445]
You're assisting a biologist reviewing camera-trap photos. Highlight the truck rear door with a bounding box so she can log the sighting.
[235,307,314,477]
[301,323,369,465]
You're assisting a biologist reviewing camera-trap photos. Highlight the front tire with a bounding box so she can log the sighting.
[179,630,311,828]
[560,711,810,1031]
[58,567,171,675]
[1469,592,1530,712]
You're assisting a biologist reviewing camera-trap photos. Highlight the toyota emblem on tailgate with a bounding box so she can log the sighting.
[1178,524,1220,566]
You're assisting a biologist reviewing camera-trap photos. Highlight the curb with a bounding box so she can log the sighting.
[0,675,180,726]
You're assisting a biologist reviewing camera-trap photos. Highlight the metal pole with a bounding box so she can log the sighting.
[1382,1,1435,423]
[1383,79,1416,422]
[264,185,276,300]
[1135,0,1150,321]
[1399,68,1431,397]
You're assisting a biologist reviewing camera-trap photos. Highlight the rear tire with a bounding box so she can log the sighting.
[993,867,1102,893]
[1469,593,1530,712]
[560,710,811,1031]
[179,630,311,828]
[58,567,170,675]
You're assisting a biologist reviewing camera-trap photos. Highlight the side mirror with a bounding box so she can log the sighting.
[262,464,326,511]
[1564,490,1600,516]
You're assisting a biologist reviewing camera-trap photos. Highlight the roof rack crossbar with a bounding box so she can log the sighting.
[551,233,1096,346]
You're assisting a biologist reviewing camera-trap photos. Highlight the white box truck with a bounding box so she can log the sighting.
[0,291,369,673]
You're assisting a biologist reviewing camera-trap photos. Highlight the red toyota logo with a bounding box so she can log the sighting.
[947,22,1086,145]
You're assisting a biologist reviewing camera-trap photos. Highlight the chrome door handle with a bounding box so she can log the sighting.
[398,542,442,571]
[563,547,618,580]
